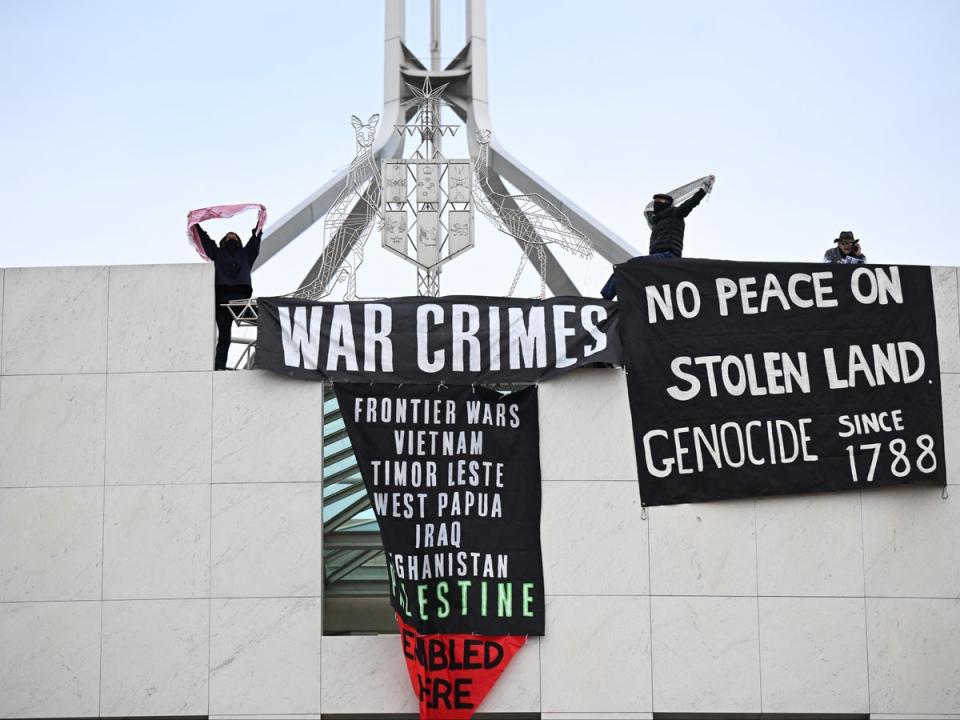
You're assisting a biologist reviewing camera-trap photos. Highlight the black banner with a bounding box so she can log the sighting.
[615,258,946,505]
[335,383,544,635]
[256,295,618,384]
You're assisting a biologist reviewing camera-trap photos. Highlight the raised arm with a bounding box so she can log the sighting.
[245,227,262,265]
[675,187,707,219]
[194,223,218,260]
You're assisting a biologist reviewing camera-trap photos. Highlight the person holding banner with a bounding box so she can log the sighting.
[600,174,715,299]
[192,222,262,370]
[823,230,867,264]
[645,174,715,258]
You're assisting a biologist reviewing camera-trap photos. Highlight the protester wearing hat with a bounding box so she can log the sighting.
[823,231,866,264]
[600,175,715,299]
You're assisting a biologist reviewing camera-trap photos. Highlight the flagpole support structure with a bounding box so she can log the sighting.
[255,0,639,298]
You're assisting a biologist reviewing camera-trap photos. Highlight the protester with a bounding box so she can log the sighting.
[601,175,715,299]
[646,175,715,258]
[823,230,866,264]
[193,223,262,370]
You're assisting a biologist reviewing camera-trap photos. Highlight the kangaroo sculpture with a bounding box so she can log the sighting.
[472,129,593,298]
[292,114,382,300]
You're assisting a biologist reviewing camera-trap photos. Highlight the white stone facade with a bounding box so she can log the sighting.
[1,262,959,718]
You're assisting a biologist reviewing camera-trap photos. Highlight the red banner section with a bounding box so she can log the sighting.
[397,614,526,719]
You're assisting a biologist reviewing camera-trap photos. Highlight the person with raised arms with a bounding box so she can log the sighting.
[192,222,262,370]
[601,174,715,299]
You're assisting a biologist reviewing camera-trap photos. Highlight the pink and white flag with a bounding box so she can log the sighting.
[187,203,267,260]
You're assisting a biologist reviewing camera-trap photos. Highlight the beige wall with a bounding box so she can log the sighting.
[1,263,959,718]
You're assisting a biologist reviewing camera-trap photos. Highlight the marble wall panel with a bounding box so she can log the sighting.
[932,266,960,373]
[541,481,648,595]
[106,371,212,485]
[541,595,651,713]
[755,491,864,596]
[212,370,325,484]
[209,597,321,716]
[0,265,108,375]
[758,596,869,714]
[0,601,101,718]
[862,485,960,598]
[940,373,960,483]
[0,486,102,601]
[0,374,106,487]
[0,269,4,372]
[102,484,210,599]
[479,637,540,713]
[211,482,322,597]
[871,715,960,720]
[648,499,757,596]
[650,595,761,714]
[541,714,652,720]
[99,599,209,716]
[868,597,960,714]
[321,635,416,715]
[538,370,638,481]
[107,263,214,372]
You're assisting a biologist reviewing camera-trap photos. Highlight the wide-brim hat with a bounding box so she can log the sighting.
[834,230,858,243]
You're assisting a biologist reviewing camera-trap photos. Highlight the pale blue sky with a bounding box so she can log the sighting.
[1,1,958,297]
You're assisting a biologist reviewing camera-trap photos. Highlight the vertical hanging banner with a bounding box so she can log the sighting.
[335,383,544,634]
[334,383,543,718]
[614,258,946,506]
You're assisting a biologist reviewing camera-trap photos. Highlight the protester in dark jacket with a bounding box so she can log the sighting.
[600,175,714,299]
[646,175,714,256]
[823,230,866,264]
[193,223,262,370]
